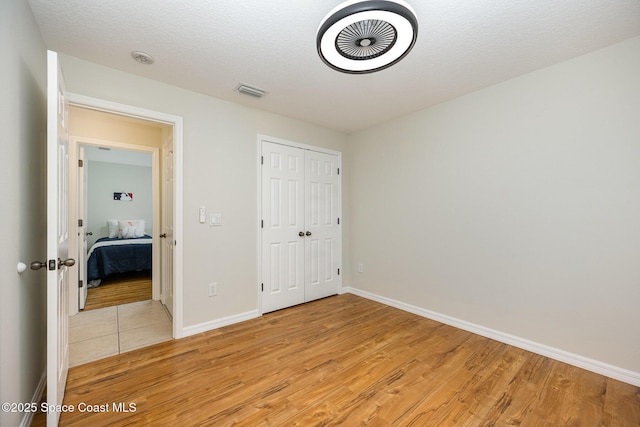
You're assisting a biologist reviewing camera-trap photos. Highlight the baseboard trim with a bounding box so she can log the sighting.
[343,286,640,387]
[20,370,46,427]
[181,309,260,337]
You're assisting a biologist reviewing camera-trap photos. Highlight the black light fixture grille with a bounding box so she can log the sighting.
[336,19,397,60]
[317,0,418,74]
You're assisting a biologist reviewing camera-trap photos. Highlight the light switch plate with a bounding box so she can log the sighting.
[210,213,222,226]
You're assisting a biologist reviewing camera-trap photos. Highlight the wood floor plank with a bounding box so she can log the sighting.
[603,378,640,426]
[84,271,151,311]
[557,366,607,426]
[30,294,639,426]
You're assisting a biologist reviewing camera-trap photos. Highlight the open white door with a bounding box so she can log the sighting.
[78,146,88,309]
[161,135,175,317]
[47,50,72,426]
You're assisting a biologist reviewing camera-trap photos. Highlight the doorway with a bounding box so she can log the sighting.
[64,95,184,359]
[80,145,154,311]
[67,107,167,311]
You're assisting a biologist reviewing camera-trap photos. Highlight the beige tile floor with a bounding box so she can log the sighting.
[69,300,172,367]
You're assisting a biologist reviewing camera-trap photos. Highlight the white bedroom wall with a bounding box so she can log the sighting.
[347,36,640,375]
[58,54,349,329]
[0,0,47,425]
[86,161,153,246]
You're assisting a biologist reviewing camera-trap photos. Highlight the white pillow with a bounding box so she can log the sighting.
[118,220,146,238]
[107,220,119,238]
[135,220,146,236]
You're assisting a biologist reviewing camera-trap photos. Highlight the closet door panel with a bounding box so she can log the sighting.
[261,142,305,313]
[305,150,340,302]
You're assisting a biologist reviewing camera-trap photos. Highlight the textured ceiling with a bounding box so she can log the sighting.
[28,0,640,133]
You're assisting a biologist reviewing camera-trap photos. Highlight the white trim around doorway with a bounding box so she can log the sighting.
[67,92,185,338]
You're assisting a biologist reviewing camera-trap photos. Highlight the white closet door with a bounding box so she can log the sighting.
[261,141,306,313]
[304,150,340,302]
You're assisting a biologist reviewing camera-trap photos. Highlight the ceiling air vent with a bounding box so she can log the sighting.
[235,84,267,98]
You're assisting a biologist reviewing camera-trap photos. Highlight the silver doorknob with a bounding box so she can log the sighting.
[298,231,305,237]
[159,233,167,238]
[306,231,312,236]
[30,261,46,270]
[58,258,76,268]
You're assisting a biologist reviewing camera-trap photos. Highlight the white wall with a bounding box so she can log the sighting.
[347,36,640,375]
[87,161,153,246]
[0,0,47,425]
[59,54,349,329]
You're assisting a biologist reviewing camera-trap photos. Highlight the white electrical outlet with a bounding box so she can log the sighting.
[358,263,364,273]
[208,282,217,296]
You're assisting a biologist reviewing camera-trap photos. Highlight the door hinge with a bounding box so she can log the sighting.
[337,218,340,225]
[337,268,340,275]
[261,156,264,165]
[78,279,83,289]
[78,159,83,167]
[337,167,340,175]
[78,219,83,227]
[261,220,263,229]
[261,283,264,292]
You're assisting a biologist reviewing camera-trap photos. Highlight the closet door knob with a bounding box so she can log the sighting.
[306,231,312,236]
[298,231,305,237]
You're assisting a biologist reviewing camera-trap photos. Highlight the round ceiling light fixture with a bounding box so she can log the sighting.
[317,0,418,74]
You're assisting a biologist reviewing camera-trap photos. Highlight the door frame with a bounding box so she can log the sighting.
[67,93,185,338]
[256,134,342,314]
[68,136,161,314]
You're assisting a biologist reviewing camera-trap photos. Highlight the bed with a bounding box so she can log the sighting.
[87,235,152,287]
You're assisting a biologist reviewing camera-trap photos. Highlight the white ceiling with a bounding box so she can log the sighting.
[28,0,640,133]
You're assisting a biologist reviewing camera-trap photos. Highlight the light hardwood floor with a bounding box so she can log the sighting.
[84,272,152,311]
[32,294,639,426]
